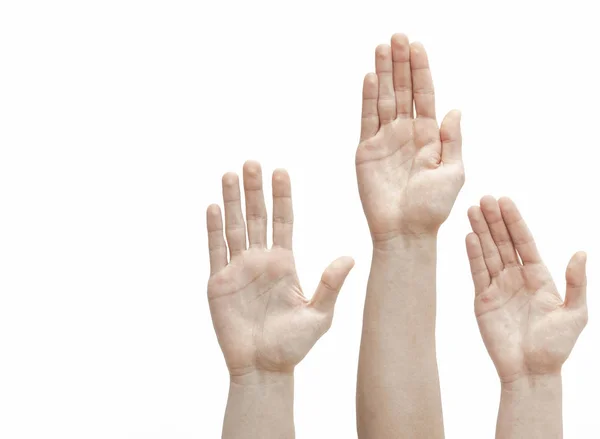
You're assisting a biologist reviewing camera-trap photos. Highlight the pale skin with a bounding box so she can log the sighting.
[206,161,354,439]
[466,196,588,439]
[355,34,464,438]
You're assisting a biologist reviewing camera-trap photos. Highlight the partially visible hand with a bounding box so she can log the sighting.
[206,161,354,378]
[356,34,465,242]
[466,196,588,383]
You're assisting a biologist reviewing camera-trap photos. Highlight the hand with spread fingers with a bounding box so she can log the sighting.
[206,160,354,439]
[466,196,588,439]
[356,33,465,241]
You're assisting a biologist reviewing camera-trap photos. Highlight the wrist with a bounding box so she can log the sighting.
[501,373,562,394]
[230,369,294,387]
[224,370,295,438]
[372,232,438,253]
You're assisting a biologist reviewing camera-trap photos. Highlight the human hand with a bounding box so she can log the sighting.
[356,34,465,242]
[206,161,354,378]
[466,196,588,383]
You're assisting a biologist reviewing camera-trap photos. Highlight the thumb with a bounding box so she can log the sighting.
[440,109,462,164]
[310,256,355,313]
[564,251,587,309]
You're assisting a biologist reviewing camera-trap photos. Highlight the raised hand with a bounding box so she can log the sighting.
[466,196,588,383]
[356,33,465,241]
[206,161,354,378]
[355,34,453,439]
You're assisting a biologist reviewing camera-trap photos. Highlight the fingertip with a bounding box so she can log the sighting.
[206,204,224,233]
[440,110,462,143]
[480,195,497,209]
[449,109,462,122]
[441,109,461,125]
[375,44,391,59]
[362,73,379,99]
[341,256,355,271]
[243,160,262,176]
[568,251,588,273]
[567,251,586,273]
[566,251,588,302]
[467,205,481,220]
[207,203,221,217]
[272,169,292,199]
[391,34,410,56]
[409,41,427,57]
[364,72,377,85]
[222,171,239,186]
[272,168,290,183]
[466,232,479,245]
[391,33,409,45]
[465,233,484,259]
[497,196,514,211]
[331,255,355,271]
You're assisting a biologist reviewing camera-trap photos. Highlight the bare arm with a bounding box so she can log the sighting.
[496,375,562,439]
[354,33,464,438]
[223,372,294,439]
[357,235,443,437]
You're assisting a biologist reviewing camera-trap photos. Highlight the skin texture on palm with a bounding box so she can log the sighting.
[206,161,354,439]
[466,196,588,382]
[466,196,588,438]
[355,34,464,439]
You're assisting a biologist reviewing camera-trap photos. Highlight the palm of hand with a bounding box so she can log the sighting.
[355,36,464,240]
[208,247,322,376]
[467,196,588,383]
[357,118,463,237]
[476,264,582,381]
[206,162,354,377]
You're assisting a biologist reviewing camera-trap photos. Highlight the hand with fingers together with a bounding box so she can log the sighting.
[356,34,465,242]
[206,160,354,439]
[466,196,588,439]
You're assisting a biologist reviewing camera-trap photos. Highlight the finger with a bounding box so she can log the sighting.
[272,168,293,249]
[206,204,227,275]
[360,73,379,142]
[310,256,355,314]
[440,110,463,163]
[498,197,542,265]
[466,233,491,294]
[480,196,519,267]
[564,251,587,309]
[243,160,267,248]
[222,172,247,258]
[410,42,436,119]
[375,44,396,124]
[391,33,412,118]
[468,206,503,277]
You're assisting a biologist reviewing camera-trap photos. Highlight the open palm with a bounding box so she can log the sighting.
[355,34,465,240]
[466,196,588,382]
[206,161,354,377]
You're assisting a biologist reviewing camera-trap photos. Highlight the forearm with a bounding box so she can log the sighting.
[356,234,444,438]
[222,371,295,439]
[496,374,562,439]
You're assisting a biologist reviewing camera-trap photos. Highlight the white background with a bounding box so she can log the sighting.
[1,0,598,438]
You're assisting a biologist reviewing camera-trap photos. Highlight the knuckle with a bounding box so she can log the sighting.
[273,215,293,225]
